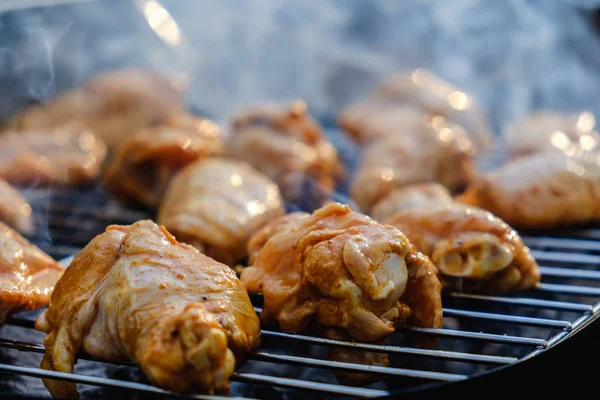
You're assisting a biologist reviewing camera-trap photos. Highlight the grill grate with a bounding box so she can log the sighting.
[2,161,600,398]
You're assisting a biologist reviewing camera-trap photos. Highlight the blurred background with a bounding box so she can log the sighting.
[2,0,600,135]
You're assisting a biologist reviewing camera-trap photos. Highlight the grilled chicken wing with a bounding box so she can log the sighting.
[0,221,63,324]
[0,179,33,234]
[157,158,285,266]
[0,122,107,186]
[35,220,260,398]
[226,100,345,205]
[240,202,443,343]
[3,69,186,149]
[338,68,493,150]
[350,121,476,212]
[104,113,225,208]
[504,110,598,159]
[456,152,600,230]
[379,184,540,293]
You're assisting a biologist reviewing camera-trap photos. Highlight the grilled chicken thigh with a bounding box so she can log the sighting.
[504,110,598,159]
[226,100,345,205]
[0,221,63,324]
[35,220,260,398]
[0,122,107,186]
[158,158,285,266]
[457,152,600,230]
[380,184,540,293]
[371,183,453,223]
[3,69,186,149]
[240,202,443,344]
[104,113,225,208]
[338,68,493,150]
[0,179,33,234]
[350,121,476,212]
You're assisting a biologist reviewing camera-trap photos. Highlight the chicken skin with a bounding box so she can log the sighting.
[3,69,186,149]
[0,179,33,234]
[104,113,225,208]
[0,122,107,186]
[456,152,600,230]
[158,158,285,266]
[379,184,540,294]
[0,221,63,325]
[246,211,309,266]
[504,110,598,159]
[371,183,453,223]
[350,121,476,212]
[240,202,443,344]
[226,100,345,205]
[35,220,260,398]
[338,68,493,150]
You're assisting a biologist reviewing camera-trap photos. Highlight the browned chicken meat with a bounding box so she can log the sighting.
[158,158,285,266]
[371,183,453,223]
[456,152,600,230]
[504,110,599,159]
[338,68,493,150]
[104,113,225,208]
[226,100,345,205]
[240,202,443,343]
[0,179,33,234]
[0,122,107,186]
[379,184,540,294]
[350,121,476,212]
[3,69,186,149]
[246,211,309,266]
[35,220,260,398]
[0,221,63,325]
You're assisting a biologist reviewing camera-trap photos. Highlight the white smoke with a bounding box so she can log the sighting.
[3,0,600,133]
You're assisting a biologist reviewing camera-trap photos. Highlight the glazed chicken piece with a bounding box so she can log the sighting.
[246,211,309,266]
[35,220,260,398]
[0,221,63,325]
[371,183,453,223]
[240,202,443,343]
[456,152,600,230]
[0,122,107,186]
[158,158,285,266]
[226,100,345,205]
[0,179,33,234]
[3,68,186,149]
[504,110,599,159]
[338,68,493,150]
[379,184,540,294]
[350,121,476,212]
[104,113,225,209]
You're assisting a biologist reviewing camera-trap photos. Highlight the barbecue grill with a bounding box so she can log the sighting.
[2,1,600,398]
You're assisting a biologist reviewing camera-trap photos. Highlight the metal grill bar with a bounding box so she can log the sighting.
[401,327,547,347]
[523,237,600,252]
[0,337,389,398]
[538,266,600,280]
[233,373,390,398]
[0,363,239,400]
[537,283,600,296]
[437,308,569,328]
[253,353,467,381]
[446,292,592,312]
[529,250,600,265]
[260,331,516,364]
